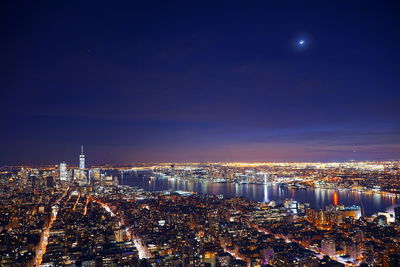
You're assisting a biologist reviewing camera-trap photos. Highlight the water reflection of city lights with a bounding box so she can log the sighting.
[333,191,338,206]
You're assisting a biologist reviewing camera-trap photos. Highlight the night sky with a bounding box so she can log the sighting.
[1,1,399,165]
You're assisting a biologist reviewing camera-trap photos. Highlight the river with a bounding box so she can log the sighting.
[117,172,399,216]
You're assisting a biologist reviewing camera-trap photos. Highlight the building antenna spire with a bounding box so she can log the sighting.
[81,145,84,154]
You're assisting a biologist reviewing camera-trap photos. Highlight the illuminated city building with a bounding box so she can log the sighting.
[321,239,335,256]
[204,251,217,267]
[73,147,87,185]
[79,145,85,169]
[337,205,361,220]
[92,168,102,186]
[59,162,68,181]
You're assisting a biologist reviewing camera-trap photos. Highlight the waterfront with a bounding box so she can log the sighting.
[122,173,400,216]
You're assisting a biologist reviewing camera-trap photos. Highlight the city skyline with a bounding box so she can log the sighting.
[1,2,400,265]
[7,144,400,168]
[1,1,399,164]
[1,159,400,266]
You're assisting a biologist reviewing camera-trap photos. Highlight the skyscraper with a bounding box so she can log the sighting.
[60,162,68,181]
[75,146,88,185]
[79,145,85,169]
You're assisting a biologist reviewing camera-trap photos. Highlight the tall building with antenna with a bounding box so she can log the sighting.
[79,145,85,169]
[74,146,87,185]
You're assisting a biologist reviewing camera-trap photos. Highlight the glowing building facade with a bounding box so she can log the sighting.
[59,162,68,181]
[79,146,85,169]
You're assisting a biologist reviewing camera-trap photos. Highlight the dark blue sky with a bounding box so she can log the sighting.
[1,1,399,165]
